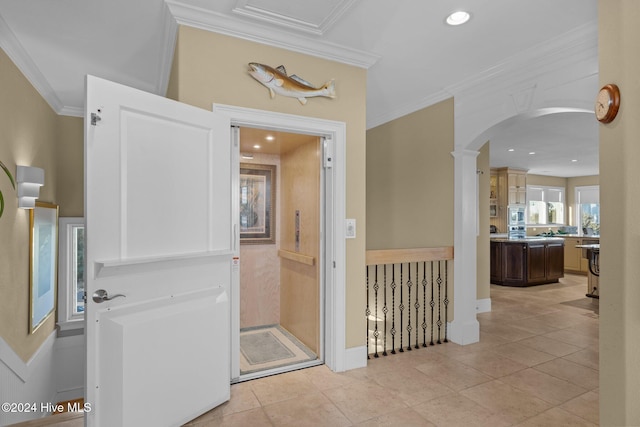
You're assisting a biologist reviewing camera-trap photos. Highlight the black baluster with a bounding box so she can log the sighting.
[437,261,443,345]
[443,260,449,343]
[383,265,388,356]
[390,265,397,354]
[406,263,412,351]
[399,264,404,352]
[373,266,380,358]
[429,261,435,346]
[422,261,428,348]
[414,262,420,349]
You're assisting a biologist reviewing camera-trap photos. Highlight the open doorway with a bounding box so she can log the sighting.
[236,127,325,380]
[214,103,348,380]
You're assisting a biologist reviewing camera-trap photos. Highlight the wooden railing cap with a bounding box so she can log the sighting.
[366,247,454,266]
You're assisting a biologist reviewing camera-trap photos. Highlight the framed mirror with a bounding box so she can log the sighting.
[240,163,276,244]
[29,201,59,333]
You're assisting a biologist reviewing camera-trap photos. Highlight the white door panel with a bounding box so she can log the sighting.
[85,75,232,427]
[97,287,229,427]
[87,96,231,262]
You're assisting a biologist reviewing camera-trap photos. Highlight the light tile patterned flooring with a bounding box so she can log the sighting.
[16,274,598,426]
[186,273,598,426]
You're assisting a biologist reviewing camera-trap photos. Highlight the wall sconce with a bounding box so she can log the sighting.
[16,165,44,208]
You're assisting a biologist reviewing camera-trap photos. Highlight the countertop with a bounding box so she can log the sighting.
[490,233,599,239]
[490,236,565,243]
[576,243,600,249]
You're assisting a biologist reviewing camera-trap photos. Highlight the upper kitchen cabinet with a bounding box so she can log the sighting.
[490,171,498,217]
[490,167,528,234]
[507,169,527,205]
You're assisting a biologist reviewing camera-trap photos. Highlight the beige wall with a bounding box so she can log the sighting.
[169,26,367,348]
[477,142,490,301]
[0,48,59,361]
[366,98,454,249]
[526,174,566,188]
[598,1,640,424]
[55,116,84,217]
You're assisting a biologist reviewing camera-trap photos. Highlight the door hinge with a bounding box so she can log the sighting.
[91,111,102,126]
[83,291,87,304]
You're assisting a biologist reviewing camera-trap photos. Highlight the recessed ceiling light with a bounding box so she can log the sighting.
[241,153,254,160]
[253,144,261,149]
[571,159,578,162]
[528,152,536,155]
[508,148,515,152]
[265,135,275,141]
[446,11,471,26]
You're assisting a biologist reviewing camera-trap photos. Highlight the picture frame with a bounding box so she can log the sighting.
[29,201,59,334]
[240,163,276,244]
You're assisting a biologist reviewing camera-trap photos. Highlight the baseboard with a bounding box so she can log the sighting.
[448,319,480,345]
[343,345,367,371]
[476,298,492,313]
[55,389,85,406]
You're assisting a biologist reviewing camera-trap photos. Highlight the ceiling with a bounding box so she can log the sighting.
[0,0,599,177]
[239,128,318,156]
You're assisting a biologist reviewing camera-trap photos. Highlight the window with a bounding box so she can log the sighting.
[526,186,565,226]
[576,185,600,234]
[58,217,85,330]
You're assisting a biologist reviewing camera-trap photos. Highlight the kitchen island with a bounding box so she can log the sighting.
[490,237,565,286]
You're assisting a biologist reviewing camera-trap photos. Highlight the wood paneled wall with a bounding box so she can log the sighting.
[279,139,321,353]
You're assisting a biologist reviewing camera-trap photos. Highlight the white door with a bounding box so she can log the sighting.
[84,75,233,427]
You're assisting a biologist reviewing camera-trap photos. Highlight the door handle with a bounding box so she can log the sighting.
[92,289,126,303]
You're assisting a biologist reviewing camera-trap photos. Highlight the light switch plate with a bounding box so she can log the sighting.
[345,219,356,238]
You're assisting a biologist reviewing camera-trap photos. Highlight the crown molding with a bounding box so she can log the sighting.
[166,0,379,69]
[231,0,358,36]
[367,22,598,129]
[0,14,66,115]
[58,105,84,117]
[156,1,179,97]
[0,6,176,118]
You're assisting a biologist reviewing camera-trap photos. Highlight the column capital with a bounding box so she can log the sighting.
[451,148,480,160]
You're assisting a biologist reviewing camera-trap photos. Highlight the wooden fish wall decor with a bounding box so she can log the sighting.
[248,62,336,105]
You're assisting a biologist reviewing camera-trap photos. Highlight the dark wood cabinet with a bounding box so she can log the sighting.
[527,242,547,282]
[504,242,526,282]
[490,241,503,283]
[490,238,564,286]
[546,242,565,280]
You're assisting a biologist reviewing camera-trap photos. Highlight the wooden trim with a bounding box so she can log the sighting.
[366,247,454,265]
[278,249,315,266]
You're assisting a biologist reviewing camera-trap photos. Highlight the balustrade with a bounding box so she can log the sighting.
[365,247,453,358]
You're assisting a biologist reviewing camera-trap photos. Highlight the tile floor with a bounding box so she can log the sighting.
[14,274,598,427]
[186,273,599,426]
